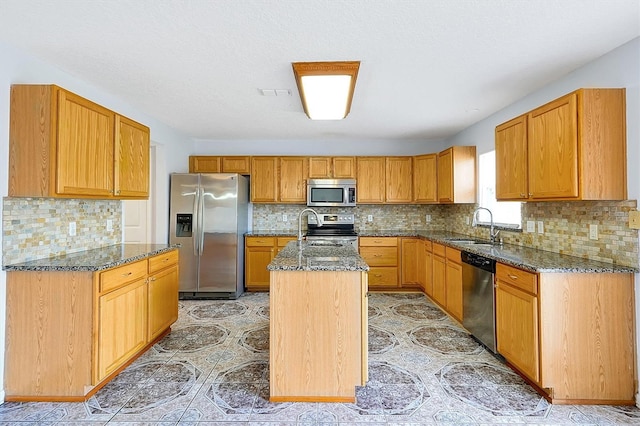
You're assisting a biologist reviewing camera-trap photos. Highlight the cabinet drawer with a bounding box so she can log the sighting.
[368,267,398,286]
[100,261,147,293]
[360,247,398,266]
[359,237,398,247]
[277,237,296,247]
[432,243,446,257]
[497,263,538,295]
[246,237,275,247]
[445,247,461,263]
[148,250,178,274]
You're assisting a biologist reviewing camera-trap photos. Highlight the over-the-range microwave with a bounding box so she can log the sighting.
[306,179,356,207]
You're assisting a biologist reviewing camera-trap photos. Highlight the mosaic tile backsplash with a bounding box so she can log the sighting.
[2,197,122,265]
[254,200,639,268]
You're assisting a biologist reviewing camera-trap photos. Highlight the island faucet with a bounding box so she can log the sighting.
[297,208,322,244]
[472,207,500,243]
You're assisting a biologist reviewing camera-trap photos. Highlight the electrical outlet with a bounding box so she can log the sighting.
[466,217,470,225]
[69,222,76,236]
[589,224,598,240]
[629,210,640,229]
[425,214,431,223]
[537,221,544,234]
[106,219,113,231]
[526,220,535,233]
[282,214,288,222]
[367,215,373,222]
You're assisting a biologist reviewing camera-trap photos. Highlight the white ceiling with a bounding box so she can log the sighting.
[0,0,638,143]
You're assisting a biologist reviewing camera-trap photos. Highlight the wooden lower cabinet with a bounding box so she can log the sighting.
[444,247,463,322]
[400,237,421,289]
[495,262,636,404]
[97,277,148,381]
[4,249,179,401]
[245,236,295,291]
[431,243,447,306]
[359,237,399,290]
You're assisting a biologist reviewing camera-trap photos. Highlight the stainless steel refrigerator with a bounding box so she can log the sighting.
[169,173,249,299]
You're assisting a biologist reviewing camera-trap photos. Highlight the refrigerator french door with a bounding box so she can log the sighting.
[169,173,248,299]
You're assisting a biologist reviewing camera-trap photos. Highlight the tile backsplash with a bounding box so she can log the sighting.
[253,200,639,268]
[2,197,122,265]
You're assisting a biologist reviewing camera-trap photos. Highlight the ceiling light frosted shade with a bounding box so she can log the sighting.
[292,61,360,120]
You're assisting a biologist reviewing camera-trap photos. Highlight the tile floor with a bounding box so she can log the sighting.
[1,292,639,425]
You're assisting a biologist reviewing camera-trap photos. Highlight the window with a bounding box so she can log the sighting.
[477,150,522,229]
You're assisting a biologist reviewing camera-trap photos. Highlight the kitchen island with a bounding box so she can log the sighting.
[3,244,179,401]
[267,241,369,402]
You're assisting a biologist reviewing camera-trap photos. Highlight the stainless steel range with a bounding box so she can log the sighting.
[306,213,358,248]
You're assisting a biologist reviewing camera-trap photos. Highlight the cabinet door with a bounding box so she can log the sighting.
[386,157,413,203]
[308,157,332,178]
[437,148,453,203]
[495,281,540,384]
[445,256,463,322]
[424,247,433,297]
[221,156,251,174]
[279,157,308,203]
[250,157,278,202]
[115,115,150,198]
[413,154,437,203]
[333,157,356,178]
[356,157,385,203]
[98,278,148,381]
[56,89,115,197]
[148,264,179,341]
[495,115,528,200]
[400,238,419,287]
[245,246,274,290]
[528,93,579,199]
[189,156,221,173]
[432,254,446,307]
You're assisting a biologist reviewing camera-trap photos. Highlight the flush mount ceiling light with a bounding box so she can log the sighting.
[292,61,360,120]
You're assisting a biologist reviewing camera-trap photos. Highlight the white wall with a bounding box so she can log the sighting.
[0,41,192,402]
[445,37,640,404]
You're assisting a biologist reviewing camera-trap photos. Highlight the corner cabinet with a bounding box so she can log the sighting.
[4,249,179,401]
[9,84,150,199]
[495,262,635,404]
[437,146,476,204]
[496,88,627,201]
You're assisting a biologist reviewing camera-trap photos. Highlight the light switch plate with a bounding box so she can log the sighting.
[537,221,544,234]
[526,220,535,233]
[589,224,598,240]
[629,210,640,229]
[69,222,76,236]
[367,215,373,222]
[282,214,288,222]
[425,214,431,223]
[106,219,113,231]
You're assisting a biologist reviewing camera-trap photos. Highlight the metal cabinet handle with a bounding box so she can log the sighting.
[508,274,518,280]
[122,272,132,277]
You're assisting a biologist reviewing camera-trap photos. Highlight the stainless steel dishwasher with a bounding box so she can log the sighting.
[461,251,497,353]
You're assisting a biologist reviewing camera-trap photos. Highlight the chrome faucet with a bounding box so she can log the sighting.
[472,207,500,243]
[297,208,322,244]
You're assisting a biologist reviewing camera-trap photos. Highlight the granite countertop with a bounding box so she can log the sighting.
[3,244,177,272]
[364,229,637,274]
[267,241,369,272]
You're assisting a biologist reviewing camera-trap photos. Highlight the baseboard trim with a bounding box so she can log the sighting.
[0,389,5,404]
[636,392,640,408]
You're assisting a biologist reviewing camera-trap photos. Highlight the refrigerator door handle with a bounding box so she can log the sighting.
[198,187,205,256]
[192,186,200,256]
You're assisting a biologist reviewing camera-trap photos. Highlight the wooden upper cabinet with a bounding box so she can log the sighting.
[189,156,221,173]
[356,157,386,203]
[115,115,150,198]
[413,154,437,203]
[437,146,476,204]
[496,88,627,201]
[308,156,356,178]
[9,84,149,199]
[528,93,579,200]
[279,156,308,203]
[495,115,528,200]
[189,156,251,174]
[250,157,278,202]
[385,157,412,203]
